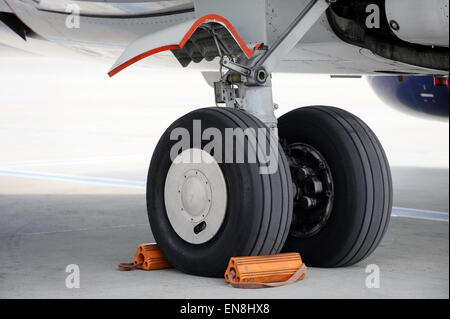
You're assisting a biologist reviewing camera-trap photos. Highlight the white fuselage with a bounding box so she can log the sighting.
[1,0,448,75]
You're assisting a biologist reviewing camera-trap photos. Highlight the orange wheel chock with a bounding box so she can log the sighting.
[118,243,171,271]
[224,253,307,289]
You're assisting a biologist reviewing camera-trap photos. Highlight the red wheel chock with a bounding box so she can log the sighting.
[118,243,172,271]
[225,253,307,289]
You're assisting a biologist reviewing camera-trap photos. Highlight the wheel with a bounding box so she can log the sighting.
[147,107,293,277]
[279,106,392,267]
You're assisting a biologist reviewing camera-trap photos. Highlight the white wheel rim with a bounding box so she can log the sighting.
[164,149,228,244]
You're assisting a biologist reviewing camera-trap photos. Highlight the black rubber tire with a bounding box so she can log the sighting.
[279,106,392,267]
[147,107,293,277]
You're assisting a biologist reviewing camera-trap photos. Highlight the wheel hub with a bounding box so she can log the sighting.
[285,143,334,238]
[179,170,212,223]
[164,149,227,244]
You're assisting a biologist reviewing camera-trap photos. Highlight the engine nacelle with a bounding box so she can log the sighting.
[368,76,449,120]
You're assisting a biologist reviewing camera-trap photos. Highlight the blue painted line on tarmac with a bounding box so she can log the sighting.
[0,169,146,189]
[0,169,448,222]
[392,207,448,222]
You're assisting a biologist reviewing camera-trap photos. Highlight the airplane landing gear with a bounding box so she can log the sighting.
[146,105,393,275]
[143,0,391,277]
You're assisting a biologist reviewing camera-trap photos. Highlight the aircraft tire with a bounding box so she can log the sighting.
[279,106,393,267]
[147,107,293,277]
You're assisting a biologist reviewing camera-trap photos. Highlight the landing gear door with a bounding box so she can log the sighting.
[194,0,268,46]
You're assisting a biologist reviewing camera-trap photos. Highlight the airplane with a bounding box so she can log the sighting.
[1,0,448,278]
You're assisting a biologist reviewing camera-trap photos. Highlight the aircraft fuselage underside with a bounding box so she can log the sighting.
[1,0,448,75]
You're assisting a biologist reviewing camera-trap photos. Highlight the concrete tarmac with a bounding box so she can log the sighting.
[0,176,448,299]
[0,58,448,299]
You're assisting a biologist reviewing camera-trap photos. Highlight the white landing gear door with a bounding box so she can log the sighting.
[108,15,256,77]
[108,20,195,77]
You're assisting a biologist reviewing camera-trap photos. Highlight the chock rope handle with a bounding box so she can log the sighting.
[118,262,144,271]
[227,263,307,289]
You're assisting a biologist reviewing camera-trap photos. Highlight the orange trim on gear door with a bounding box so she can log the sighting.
[108,14,254,77]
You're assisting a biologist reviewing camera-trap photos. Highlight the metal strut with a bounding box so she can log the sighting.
[215,0,336,128]
[254,0,336,74]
